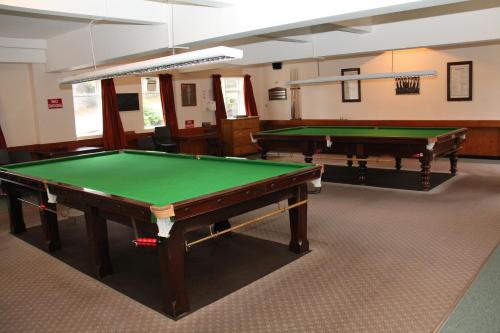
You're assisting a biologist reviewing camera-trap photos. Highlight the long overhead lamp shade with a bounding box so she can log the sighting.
[59,46,243,85]
[286,70,437,85]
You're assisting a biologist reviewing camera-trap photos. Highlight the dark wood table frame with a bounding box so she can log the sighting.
[34,146,103,159]
[0,162,321,318]
[254,127,467,191]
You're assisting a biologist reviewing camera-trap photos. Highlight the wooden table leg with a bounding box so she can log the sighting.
[419,155,432,191]
[260,150,268,160]
[5,187,25,234]
[159,227,189,318]
[38,192,61,252]
[303,143,316,163]
[84,207,112,278]
[303,155,313,163]
[288,184,309,254]
[347,155,353,167]
[213,220,231,233]
[395,157,402,170]
[358,159,368,184]
[449,152,458,175]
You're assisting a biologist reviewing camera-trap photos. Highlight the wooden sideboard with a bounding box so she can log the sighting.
[174,132,219,155]
[261,119,500,157]
[221,117,260,156]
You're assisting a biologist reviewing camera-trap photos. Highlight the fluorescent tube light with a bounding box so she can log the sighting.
[59,46,243,85]
[286,70,437,85]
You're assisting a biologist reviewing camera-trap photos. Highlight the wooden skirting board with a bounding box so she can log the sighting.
[261,119,500,157]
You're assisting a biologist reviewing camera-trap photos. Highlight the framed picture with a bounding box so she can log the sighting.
[341,68,361,102]
[268,87,287,100]
[181,83,197,106]
[447,61,472,101]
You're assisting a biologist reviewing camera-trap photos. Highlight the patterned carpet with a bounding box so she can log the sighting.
[0,157,499,332]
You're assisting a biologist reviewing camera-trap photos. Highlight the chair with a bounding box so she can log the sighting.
[154,126,177,153]
[8,150,32,163]
[0,149,10,165]
[206,133,222,156]
[137,136,156,151]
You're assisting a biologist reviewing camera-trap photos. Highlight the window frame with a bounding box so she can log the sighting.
[221,77,247,118]
[72,80,103,138]
[141,77,165,129]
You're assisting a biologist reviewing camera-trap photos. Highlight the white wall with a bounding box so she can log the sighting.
[172,68,243,128]
[0,63,38,146]
[3,41,499,147]
[113,76,150,134]
[30,63,77,143]
[173,78,215,129]
[0,63,243,147]
[244,43,500,121]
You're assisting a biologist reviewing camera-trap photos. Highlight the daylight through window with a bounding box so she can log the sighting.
[72,81,103,137]
[221,77,246,118]
[141,77,165,129]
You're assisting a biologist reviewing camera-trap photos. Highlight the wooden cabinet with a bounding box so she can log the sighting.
[174,132,219,155]
[221,117,260,156]
[460,128,500,156]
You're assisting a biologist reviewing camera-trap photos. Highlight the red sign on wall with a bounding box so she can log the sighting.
[48,98,63,109]
[185,120,195,128]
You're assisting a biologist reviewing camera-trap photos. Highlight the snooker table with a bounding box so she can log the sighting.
[0,150,321,318]
[252,126,467,191]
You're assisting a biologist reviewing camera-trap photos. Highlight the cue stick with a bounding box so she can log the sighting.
[185,199,308,249]
[313,156,394,163]
[17,198,58,215]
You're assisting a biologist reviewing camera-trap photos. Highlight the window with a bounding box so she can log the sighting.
[221,77,246,118]
[141,77,164,129]
[72,81,102,137]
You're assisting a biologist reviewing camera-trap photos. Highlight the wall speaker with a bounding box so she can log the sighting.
[272,62,282,70]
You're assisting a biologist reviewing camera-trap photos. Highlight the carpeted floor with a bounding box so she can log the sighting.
[15,220,306,315]
[0,156,499,332]
[438,244,500,333]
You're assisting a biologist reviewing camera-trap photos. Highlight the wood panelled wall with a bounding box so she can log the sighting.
[5,131,150,152]
[5,126,219,155]
[261,120,500,157]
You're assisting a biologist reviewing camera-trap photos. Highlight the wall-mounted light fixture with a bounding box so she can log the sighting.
[286,70,436,85]
[59,46,243,85]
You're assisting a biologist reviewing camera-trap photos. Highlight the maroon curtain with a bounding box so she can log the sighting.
[101,79,127,150]
[243,74,258,117]
[0,123,6,149]
[212,74,227,127]
[159,74,179,136]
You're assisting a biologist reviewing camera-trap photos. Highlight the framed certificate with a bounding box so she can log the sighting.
[181,83,197,106]
[341,68,361,102]
[447,61,472,101]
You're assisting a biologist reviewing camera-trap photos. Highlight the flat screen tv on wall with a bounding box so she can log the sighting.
[117,93,140,111]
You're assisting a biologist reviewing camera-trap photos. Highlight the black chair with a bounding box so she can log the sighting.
[0,149,10,165]
[9,150,32,163]
[154,126,177,153]
[206,134,222,156]
[137,137,156,151]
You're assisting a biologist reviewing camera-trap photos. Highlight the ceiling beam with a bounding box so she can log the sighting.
[170,0,469,46]
[0,37,46,63]
[232,5,500,66]
[147,0,232,8]
[0,37,46,49]
[335,25,372,34]
[0,0,167,24]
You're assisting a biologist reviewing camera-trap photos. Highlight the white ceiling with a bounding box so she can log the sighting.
[0,10,87,39]
[1,0,500,71]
